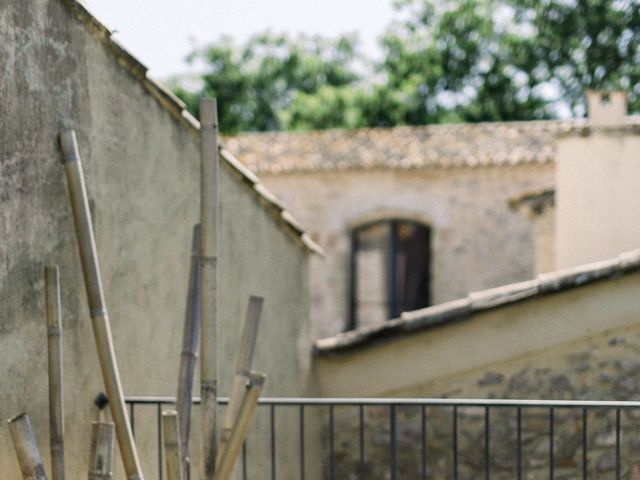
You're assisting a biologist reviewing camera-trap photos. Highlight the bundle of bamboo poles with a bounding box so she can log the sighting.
[171,98,267,480]
[7,98,265,480]
[8,266,116,480]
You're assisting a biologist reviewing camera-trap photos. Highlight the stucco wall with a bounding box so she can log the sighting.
[316,273,640,397]
[0,2,312,478]
[556,129,640,269]
[260,164,553,338]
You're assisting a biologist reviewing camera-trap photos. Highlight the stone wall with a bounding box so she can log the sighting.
[329,329,640,479]
[260,164,554,338]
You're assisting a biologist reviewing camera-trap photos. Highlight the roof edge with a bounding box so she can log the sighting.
[315,249,640,354]
[59,0,322,256]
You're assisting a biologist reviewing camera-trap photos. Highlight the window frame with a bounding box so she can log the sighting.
[348,218,431,331]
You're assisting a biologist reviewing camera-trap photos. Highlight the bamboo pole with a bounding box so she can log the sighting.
[8,413,48,480]
[199,98,220,480]
[162,411,184,480]
[59,130,143,480]
[45,265,65,480]
[175,224,201,478]
[218,296,263,458]
[88,422,114,480]
[213,372,265,480]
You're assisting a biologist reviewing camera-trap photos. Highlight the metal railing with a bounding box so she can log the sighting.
[125,396,640,480]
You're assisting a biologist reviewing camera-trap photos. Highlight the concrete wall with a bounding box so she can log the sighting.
[556,128,640,269]
[260,164,553,338]
[316,273,640,397]
[0,1,313,478]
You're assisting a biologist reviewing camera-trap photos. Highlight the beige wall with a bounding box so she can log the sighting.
[556,129,640,269]
[261,165,553,338]
[316,272,640,398]
[0,2,313,478]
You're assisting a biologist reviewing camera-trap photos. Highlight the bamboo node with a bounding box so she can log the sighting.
[90,307,107,317]
[59,130,80,163]
[200,255,217,265]
[47,325,62,336]
[201,381,217,393]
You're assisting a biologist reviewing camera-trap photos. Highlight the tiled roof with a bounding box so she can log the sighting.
[224,120,581,174]
[59,0,322,256]
[315,249,640,354]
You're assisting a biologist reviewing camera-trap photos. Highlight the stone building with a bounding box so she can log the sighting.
[227,93,640,341]
[1,1,321,478]
[306,99,640,476]
[226,122,557,337]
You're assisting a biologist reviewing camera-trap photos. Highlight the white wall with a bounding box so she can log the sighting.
[556,130,640,268]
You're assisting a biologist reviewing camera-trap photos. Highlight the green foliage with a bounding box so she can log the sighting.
[510,0,640,114]
[174,0,640,132]
[174,33,362,133]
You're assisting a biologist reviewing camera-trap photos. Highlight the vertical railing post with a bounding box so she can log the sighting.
[59,130,143,480]
[484,407,490,480]
[390,405,397,480]
[45,265,65,480]
[615,408,621,480]
[199,97,220,480]
[329,405,335,480]
[452,406,458,480]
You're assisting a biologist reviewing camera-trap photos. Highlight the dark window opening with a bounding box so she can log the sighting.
[349,220,431,330]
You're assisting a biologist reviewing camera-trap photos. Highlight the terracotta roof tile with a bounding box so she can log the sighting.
[224,121,581,174]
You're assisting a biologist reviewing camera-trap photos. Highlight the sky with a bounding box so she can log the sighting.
[86,0,396,80]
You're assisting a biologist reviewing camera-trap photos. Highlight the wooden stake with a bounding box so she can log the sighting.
[88,421,114,480]
[199,97,220,480]
[162,411,184,480]
[175,224,201,477]
[218,296,263,458]
[8,413,48,480]
[213,373,265,480]
[59,130,143,480]
[45,266,65,480]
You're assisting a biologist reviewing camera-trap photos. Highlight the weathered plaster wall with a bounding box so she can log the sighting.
[260,164,553,338]
[556,129,640,269]
[532,206,556,274]
[0,1,313,478]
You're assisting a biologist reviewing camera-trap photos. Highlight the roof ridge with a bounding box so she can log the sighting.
[225,118,579,139]
[315,248,640,354]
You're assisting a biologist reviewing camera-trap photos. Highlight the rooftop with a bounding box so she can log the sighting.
[225,120,571,174]
[315,248,640,354]
[225,117,640,175]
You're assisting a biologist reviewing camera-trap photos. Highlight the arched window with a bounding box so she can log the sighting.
[349,220,431,330]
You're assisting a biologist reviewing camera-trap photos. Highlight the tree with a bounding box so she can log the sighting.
[381,0,639,122]
[174,0,639,132]
[173,33,363,133]
[509,0,640,114]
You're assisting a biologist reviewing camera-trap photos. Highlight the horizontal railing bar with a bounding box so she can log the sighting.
[124,396,640,408]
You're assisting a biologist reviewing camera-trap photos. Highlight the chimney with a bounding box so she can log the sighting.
[586,90,627,126]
